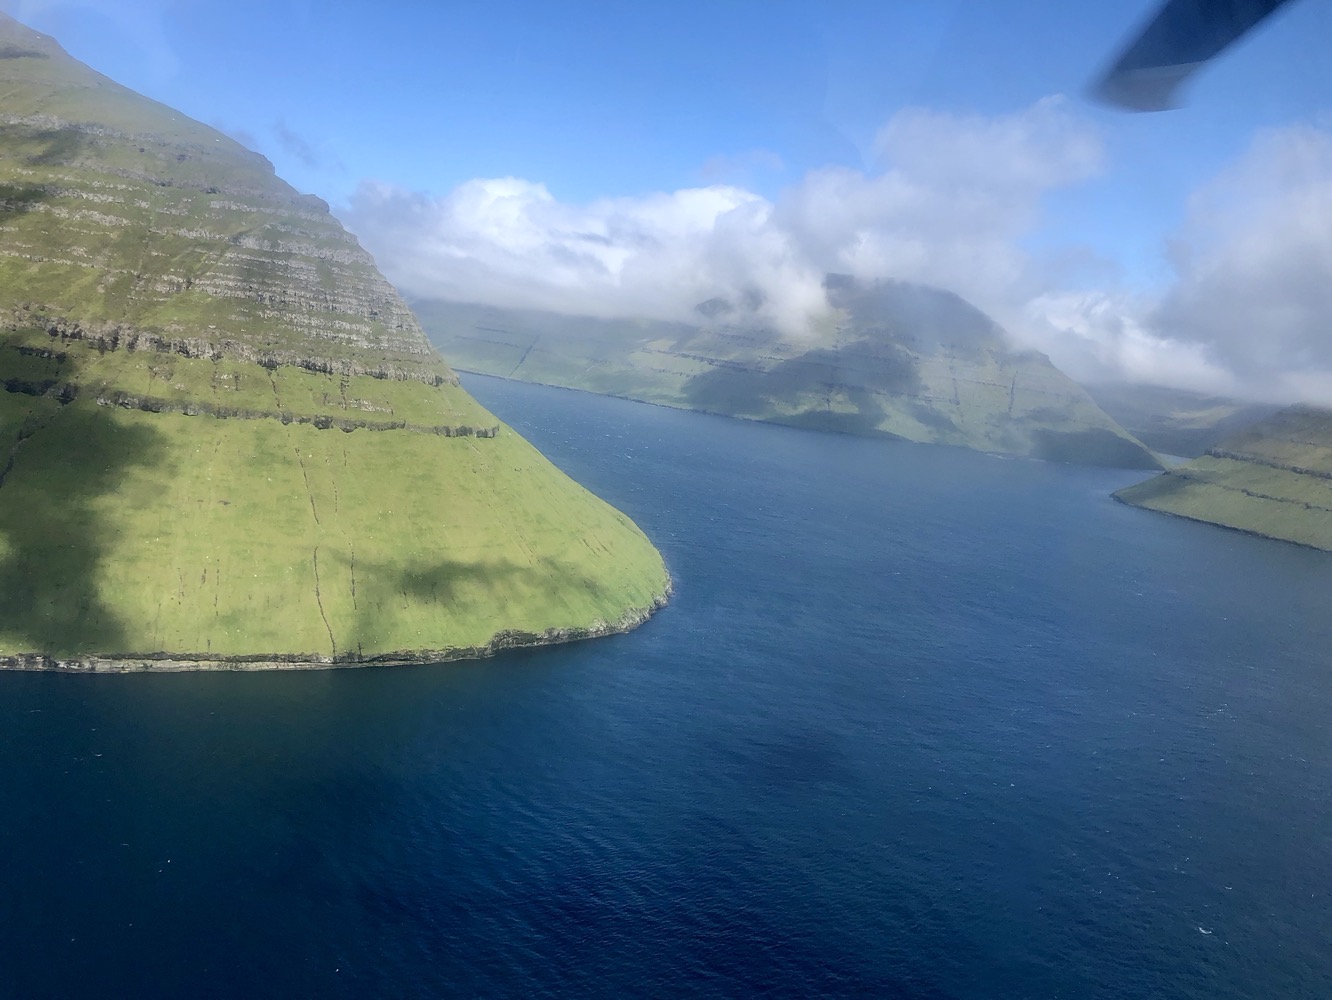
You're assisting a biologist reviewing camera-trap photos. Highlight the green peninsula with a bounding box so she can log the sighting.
[416,276,1160,469]
[1115,405,1332,550]
[0,14,669,669]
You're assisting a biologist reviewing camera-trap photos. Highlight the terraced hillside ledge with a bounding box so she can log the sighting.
[0,14,669,670]
[1114,406,1332,550]
[417,277,1161,469]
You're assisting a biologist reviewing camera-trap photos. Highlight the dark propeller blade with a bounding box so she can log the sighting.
[1093,0,1296,111]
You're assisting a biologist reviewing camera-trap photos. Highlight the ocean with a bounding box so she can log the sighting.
[2,374,1331,999]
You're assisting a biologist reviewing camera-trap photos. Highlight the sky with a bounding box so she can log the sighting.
[4,0,1332,402]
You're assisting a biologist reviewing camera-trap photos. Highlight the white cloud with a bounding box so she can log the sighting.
[1152,123,1332,400]
[345,95,1332,405]
[1024,122,1332,404]
[348,176,828,335]
[345,97,1101,339]
[1021,290,1240,394]
[873,97,1104,194]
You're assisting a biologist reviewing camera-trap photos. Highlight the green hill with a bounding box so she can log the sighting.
[415,277,1161,469]
[0,14,669,670]
[1115,405,1332,550]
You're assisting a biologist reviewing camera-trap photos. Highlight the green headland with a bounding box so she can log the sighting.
[1115,405,1332,550]
[416,276,1161,470]
[0,14,669,669]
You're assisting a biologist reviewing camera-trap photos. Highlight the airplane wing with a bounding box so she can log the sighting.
[1093,0,1296,111]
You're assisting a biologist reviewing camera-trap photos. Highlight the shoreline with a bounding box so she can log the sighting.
[456,369,1162,471]
[0,584,671,674]
[1111,493,1332,553]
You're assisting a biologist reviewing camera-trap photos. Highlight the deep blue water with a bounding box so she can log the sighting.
[3,376,1332,999]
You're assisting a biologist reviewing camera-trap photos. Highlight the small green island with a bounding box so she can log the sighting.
[0,14,670,670]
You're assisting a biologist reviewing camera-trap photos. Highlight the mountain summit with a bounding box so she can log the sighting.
[0,14,669,669]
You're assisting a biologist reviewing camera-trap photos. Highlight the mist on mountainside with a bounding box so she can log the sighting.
[347,100,1332,410]
[1084,382,1281,457]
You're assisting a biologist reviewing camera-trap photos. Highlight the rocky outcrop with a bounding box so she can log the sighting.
[90,388,498,437]
[8,306,451,383]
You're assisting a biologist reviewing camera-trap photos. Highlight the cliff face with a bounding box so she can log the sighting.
[0,14,670,668]
[416,278,1161,470]
[0,21,437,378]
[1115,405,1332,550]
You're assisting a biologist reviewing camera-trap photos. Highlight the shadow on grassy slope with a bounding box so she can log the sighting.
[683,339,922,436]
[0,121,157,655]
[0,121,91,170]
[331,551,529,656]
[0,125,88,225]
[1031,427,1163,470]
[0,354,165,655]
[337,550,639,657]
[0,183,48,223]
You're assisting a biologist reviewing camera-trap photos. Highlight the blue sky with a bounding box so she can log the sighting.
[5,0,1332,399]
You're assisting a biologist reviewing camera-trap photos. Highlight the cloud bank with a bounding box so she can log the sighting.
[1025,123,1332,403]
[1157,124,1332,401]
[346,96,1098,339]
[345,99,1332,405]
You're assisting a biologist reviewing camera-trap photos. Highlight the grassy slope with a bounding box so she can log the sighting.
[416,296,1161,470]
[1114,406,1332,550]
[0,16,669,666]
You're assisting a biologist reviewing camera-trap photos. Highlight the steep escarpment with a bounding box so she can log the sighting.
[0,14,669,668]
[0,26,437,379]
[416,277,1160,469]
[1115,405,1332,550]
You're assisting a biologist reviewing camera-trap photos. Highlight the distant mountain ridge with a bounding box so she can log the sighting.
[416,276,1162,469]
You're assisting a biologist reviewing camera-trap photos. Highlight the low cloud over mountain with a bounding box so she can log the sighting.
[346,98,1097,339]
[346,99,1332,406]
